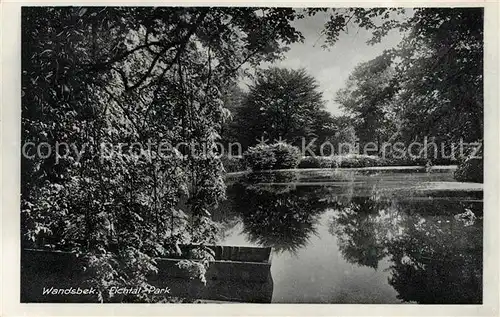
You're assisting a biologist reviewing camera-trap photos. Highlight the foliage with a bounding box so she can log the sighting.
[226,175,327,254]
[272,142,302,169]
[335,54,398,152]
[243,142,301,171]
[307,8,409,46]
[332,8,483,153]
[177,260,209,286]
[337,154,388,168]
[333,124,358,155]
[243,144,277,171]
[21,6,484,303]
[298,156,339,169]
[230,67,336,150]
[21,7,308,302]
[393,9,483,145]
[454,141,483,183]
[220,84,247,145]
[328,195,482,303]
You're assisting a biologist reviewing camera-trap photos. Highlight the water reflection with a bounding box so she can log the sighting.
[224,172,328,254]
[328,198,393,269]
[328,196,483,304]
[218,171,483,304]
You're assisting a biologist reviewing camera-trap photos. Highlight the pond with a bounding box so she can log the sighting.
[213,168,483,304]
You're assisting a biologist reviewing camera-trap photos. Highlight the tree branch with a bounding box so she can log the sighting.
[124,9,209,92]
[87,41,170,70]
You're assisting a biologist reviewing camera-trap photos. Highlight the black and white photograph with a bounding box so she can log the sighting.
[7,3,494,310]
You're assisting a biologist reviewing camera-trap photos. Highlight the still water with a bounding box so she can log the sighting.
[213,169,483,304]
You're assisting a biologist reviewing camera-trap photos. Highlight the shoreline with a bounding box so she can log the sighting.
[226,165,458,177]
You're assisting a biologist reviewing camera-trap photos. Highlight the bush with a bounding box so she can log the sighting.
[220,156,247,173]
[454,141,483,183]
[298,155,389,168]
[243,145,277,170]
[243,142,300,171]
[298,156,339,168]
[292,153,463,170]
[387,156,428,166]
[337,154,388,168]
[271,143,301,169]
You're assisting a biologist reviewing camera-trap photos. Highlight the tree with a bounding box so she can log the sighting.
[335,54,398,153]
[21,7,307,302]
[335,125,357,154]
[393,8,483,145]
[328,8,483,150]
[219,83,247,147]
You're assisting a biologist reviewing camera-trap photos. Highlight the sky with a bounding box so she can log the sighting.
[243,12,405,116]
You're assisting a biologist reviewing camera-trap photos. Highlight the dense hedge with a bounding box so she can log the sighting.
[298,156,339,168]
[243,143,301,171]
[337,154,388,168]
[226,152,457,173]
[388,156,429,166]
[299,155,388,168]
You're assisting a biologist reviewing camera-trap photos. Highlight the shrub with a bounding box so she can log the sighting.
[387,156,429,166]
[271,143,301,169]
[298,155,390,169]
[298,156,339,168]
[243,142,300,171]
[243,144,277,171]
[454,141,483,183]
[337,154,387,168]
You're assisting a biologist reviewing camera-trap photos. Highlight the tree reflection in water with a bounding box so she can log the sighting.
[219,172,482,304]
[226,171,328,254]
[328,197,393,269]
[328,193,483,304]
[386,201,482,304]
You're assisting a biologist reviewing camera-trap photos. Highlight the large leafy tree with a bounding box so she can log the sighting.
[219,83,247,147]
[329,8,483,149]
[21,7,306,302]
[393,8,483,144]
[335,54,398,152]
[231,67,336,150]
